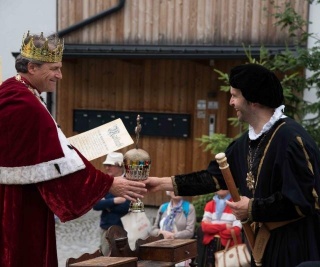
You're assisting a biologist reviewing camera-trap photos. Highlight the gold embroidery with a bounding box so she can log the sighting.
[247,122,286,195]
[296,136,319,210]
[15,74,46,104]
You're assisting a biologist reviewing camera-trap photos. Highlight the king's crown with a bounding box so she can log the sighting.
[20,31,64,63]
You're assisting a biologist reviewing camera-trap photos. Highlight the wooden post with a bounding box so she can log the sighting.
[215,152,255,250]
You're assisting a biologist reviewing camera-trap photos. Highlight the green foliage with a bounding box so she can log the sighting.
[196,134,233,155]
[266,1,320,143]
[211,0,320,145]
[271,2,310,43]
[192,192,215,228]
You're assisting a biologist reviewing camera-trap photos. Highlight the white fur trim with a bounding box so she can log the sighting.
[0,125,85,185]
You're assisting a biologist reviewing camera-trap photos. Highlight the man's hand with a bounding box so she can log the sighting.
[144,177,173,192]
[109,177,147,202]
[226,196,250,221]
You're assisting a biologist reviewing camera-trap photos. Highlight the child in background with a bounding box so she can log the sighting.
[198,190,243,267]
[149,191,196,266]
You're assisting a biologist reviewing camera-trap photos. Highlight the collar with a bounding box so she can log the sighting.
[15,74,39,93]
[248,105,287,140]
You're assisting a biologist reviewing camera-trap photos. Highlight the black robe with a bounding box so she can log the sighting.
[174,118,320,267]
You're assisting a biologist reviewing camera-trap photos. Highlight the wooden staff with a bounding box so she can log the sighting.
[215,152,255,250]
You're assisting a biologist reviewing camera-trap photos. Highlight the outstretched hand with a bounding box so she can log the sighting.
[144,177,174,192]
[109,177,147,202]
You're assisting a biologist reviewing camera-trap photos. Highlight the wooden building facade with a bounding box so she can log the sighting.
[55,0,309,206]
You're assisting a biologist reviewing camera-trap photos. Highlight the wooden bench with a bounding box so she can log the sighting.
[66,225,197,267]
[66,249,103,266]
[106,226,197,266]
[105,225,175,266]
[68,256,138,267]
[105,225,166,258]
[65,226,169,267]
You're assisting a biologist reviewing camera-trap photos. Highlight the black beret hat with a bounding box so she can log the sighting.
[229,64,284,108]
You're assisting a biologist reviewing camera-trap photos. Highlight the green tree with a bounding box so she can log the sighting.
[198,0,320,153]
[267,0,320,142]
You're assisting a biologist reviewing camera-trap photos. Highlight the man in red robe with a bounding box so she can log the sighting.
[0,31,146,267]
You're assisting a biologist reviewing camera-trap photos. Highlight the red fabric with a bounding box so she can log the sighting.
[0,184,58,267]
[0,77,63,166]
[38,149,113,222]
[0,159,113,267]
[0,77,114,267]
[201,199,242,247]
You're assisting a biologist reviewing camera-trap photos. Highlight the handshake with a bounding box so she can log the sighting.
[109,176,174,202]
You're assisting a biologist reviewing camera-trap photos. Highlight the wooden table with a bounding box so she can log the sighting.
[68,237,197,267]
[137,260,174,267]
[139,239,197,266]
[69,257,175,267]
[69,257,138,267]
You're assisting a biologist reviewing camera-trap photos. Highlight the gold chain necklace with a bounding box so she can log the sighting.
[15,74,46,105]
[246,133,267,193]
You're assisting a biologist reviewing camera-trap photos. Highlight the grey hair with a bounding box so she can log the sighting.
[15,55,44,73]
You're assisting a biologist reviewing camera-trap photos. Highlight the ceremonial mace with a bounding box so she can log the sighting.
[124,115,151,212]
[215,152,255,250]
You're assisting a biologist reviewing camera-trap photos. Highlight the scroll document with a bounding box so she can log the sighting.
[68,118,133,161]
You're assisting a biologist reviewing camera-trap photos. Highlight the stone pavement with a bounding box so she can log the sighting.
[55,207,158,267]
[55,209,100,267]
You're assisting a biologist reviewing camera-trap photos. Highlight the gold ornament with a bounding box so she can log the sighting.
[124,115,151,212]
[246,133,267,194]
[20,31,64,63]
[246,171,255,191]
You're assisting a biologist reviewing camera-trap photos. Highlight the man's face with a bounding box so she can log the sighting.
[28,61,62,93]
[229,87,251,123]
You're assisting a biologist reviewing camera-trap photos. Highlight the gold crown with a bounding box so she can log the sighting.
[20,31,64,63]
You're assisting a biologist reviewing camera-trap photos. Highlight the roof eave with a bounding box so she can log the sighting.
[12,44,299,59]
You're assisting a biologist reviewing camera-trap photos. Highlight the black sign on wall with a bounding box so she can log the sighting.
[73,109,191,138]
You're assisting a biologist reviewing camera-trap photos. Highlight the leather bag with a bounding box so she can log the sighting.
[214,229,251,267]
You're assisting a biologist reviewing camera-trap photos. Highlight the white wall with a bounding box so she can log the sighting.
[304,2,320,119]
[0,0,56,82]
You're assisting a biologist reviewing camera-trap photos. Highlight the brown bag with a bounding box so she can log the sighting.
[214,229,250,267]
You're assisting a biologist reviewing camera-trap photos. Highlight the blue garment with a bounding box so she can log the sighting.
[213,193,231,220]
[93,193,130,230]
[160,200,190,218]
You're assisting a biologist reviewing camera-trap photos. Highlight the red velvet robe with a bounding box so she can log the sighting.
[0,77,114,267]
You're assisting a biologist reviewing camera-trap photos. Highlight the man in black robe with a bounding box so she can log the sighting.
[146,64,320,267]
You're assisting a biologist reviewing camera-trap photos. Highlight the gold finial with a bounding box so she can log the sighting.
[135,115,142,149]
[20,31,64,63]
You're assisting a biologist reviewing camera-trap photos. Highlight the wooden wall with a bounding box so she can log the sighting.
[56,0,309,206]
[57,58,241,205]
[58,0,308,45]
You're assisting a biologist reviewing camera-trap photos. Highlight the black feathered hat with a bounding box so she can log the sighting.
[229,64,284,108]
